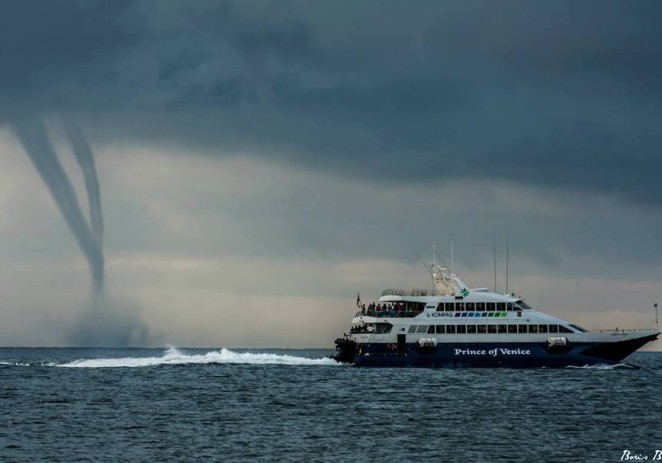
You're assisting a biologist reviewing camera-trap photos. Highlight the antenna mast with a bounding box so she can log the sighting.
[506,233,509,295]
[493,234,497,292]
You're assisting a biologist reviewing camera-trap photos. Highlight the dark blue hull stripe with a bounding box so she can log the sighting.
[352,340,650,368]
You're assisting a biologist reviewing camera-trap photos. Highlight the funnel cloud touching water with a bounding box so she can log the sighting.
[10,114,148,346]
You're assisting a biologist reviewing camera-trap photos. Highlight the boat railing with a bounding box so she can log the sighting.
[354,309,422,318]
[595,328,658,334]
[381,288,456,297]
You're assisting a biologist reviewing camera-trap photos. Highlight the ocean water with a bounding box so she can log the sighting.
[1,348,661,463]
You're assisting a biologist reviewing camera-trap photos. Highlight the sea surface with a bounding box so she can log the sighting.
[1,347,661,463]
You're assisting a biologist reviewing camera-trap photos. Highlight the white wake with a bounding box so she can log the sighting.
[0,361,30,366]
[57,347,340,368]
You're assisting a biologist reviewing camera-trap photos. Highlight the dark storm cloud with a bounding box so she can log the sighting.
[2,0,662,205]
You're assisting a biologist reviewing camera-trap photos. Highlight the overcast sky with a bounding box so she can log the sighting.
[0,1,661,349]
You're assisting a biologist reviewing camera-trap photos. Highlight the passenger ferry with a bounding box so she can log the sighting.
[333,257,659,368]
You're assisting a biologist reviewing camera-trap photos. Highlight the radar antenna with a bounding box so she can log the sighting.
[414,252,434,279]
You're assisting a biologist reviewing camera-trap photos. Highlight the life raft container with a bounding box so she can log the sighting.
[416,338,438,348]
[545,336,571,354]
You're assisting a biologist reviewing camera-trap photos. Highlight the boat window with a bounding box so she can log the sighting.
[538,325,548,333]
[456,325,466,334]
[488,325,497,334]
[497,302,506,311]
[498,325,507,334]
[528,325,538,333]
[350,323,370,334]
[445,302,455,312]
[408,325,417,333]
[374,323,393,334]
[416,325,429,334]
[447,325,456,334]
[466,302,475,311]
[487,302,496,311]
[508,324,518,334]
[456,302,464,311]
[559,325,573,333]
[518,325,528,334]
[427,325,436,334]
[407,301,426,316]
[436,325,446,334]
[569,324,588,333]
[467,325,477,334]
[477,325,487,334]
[506,303,514,311]
[436,303,444,312]
[487,312,495,318]
[548,324,559,333]
[515,300,535,311]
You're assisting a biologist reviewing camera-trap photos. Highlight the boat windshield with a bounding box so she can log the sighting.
[569,323,588,333]
[515,300,535,311]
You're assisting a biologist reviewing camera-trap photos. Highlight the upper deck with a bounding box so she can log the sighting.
[359,291,534,319]
[379,288,519,303]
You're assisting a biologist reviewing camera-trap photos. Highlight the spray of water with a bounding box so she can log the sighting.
[69,292,150,347]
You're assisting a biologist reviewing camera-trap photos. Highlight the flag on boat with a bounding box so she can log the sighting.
[356,292,361,307]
